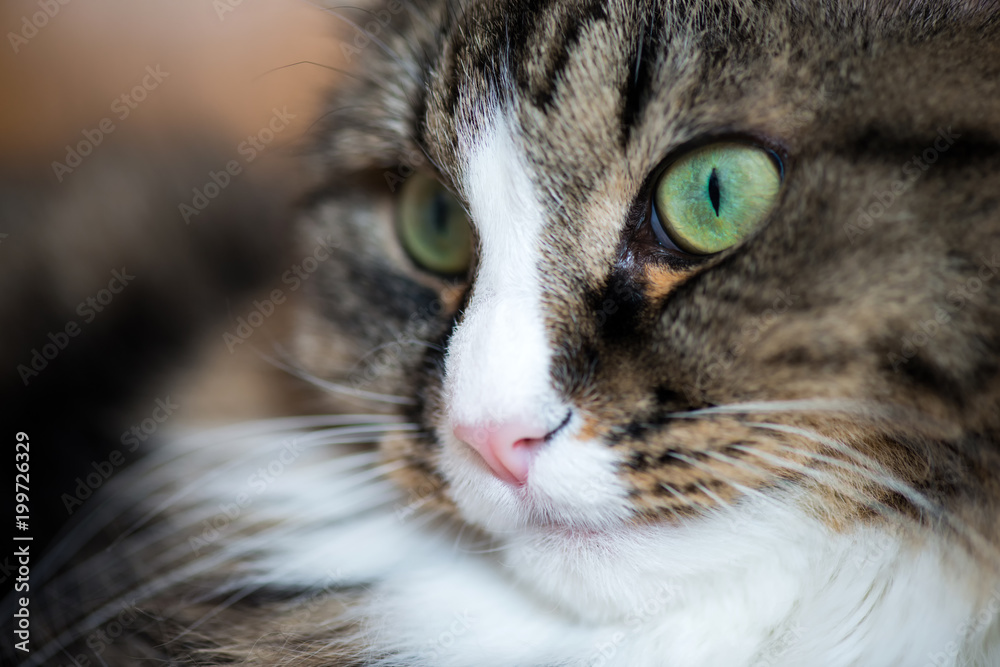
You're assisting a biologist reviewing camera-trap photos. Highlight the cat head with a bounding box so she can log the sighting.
[297,0,1000,560]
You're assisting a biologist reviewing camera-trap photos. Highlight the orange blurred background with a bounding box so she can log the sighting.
[0,0,350,424]
[0,0,341,170]
[0,1,361,565]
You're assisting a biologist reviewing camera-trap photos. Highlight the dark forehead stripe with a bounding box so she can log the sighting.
[432,0,616,116]
[508,0,610,109]
[621,8,660,146]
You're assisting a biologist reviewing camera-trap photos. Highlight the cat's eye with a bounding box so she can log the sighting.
[397,172,473,276]
[651,142,782,255]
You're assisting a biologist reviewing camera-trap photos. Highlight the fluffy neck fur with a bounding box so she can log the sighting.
[130,427,996,667]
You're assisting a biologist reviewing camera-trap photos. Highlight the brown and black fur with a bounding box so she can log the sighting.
[8,0,1000,665]
[304,0,1000,536]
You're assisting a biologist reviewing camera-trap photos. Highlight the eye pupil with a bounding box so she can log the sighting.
[430,193,449,235]
[651,142,781,255]
[397,172,474,276]
[707,168,721,217]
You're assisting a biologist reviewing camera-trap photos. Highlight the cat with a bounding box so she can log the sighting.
[8,0,1000,665]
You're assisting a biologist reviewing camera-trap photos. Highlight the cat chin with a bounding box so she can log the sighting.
[346,488,988,666]
[492,497,807,624]
[156,428,992,665]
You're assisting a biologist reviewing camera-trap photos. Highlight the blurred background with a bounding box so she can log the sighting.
[1,0,338,170]
[1,0,348,572]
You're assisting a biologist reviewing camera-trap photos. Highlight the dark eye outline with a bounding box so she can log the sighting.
[643,140,785,258]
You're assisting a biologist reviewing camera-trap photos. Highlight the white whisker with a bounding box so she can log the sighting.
[25,481,403,667]
[261,350,417,405]
[743,422,940,517]
[51,453,407,600]
[30,415,407,586]
[667,398,867,419]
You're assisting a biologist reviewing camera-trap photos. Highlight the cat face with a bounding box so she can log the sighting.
[299,0,1000,557]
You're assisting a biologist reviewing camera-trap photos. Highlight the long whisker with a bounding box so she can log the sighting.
[15,427,421,630]
[726,444,923,532]
[671,398,957,438]
[30,438,415,615]
[746,431,1000,563]
[62,424,410,557]
[164,470,415,643]
[694,451,804,537]
[665,450,777,511]
[252,62,401,100]
[36,448,389,600]
[742,422,940,517]
[302,104,390,137]
[27,416,409,587]
[303,3,421,84]
[261,349,417,405]
[667,398,868,419]
[665,403,993,547]
[26,476,405,667]
[657,482,713,520]
[351,338,445,371]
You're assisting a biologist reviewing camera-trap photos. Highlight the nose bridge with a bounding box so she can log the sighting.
[444,286,554,426]
[445,111,565,428]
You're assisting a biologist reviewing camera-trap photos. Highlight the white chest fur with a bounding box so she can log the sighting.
[167,429,998,667]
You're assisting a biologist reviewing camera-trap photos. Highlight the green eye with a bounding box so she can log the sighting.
[652,142,782,255]
[397,172,473,275]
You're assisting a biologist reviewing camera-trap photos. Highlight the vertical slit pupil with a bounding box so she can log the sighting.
[708,168,721,216]
[430,193,449,235]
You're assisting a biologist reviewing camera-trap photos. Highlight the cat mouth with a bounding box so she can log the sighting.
[450,409,575,485]
[438,412,634,534]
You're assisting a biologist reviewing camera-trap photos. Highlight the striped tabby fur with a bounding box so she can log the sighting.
[12,1,1000,665]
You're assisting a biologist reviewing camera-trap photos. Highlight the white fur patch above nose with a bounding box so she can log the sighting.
[444,114,564,428]
[439,110,627,531]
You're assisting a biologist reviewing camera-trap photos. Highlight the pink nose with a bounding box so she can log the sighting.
[452,420,549,485]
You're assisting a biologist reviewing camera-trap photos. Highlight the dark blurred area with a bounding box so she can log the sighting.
[1,0,341,594]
